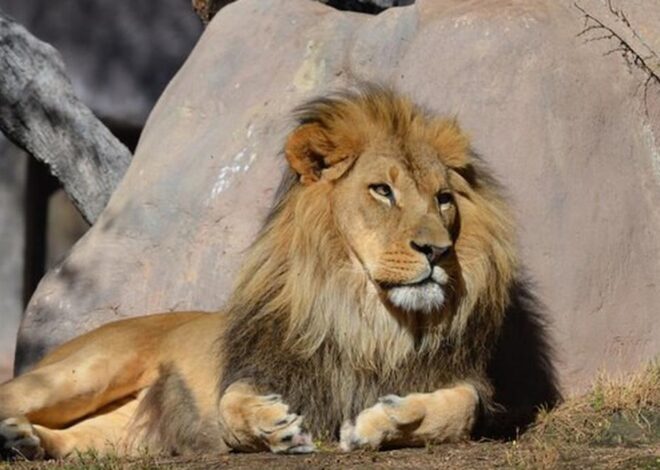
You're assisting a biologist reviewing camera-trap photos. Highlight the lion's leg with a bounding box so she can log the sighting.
[35,397,142,459]
[340,382,479,451]
[219,382,315,454]
[1,396,142,460]
[0,314,205,428]
[0,350,148,429]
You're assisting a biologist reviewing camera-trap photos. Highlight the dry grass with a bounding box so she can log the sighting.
[529,360,660,446]
[506,360,660,469]
[2,361,659,469]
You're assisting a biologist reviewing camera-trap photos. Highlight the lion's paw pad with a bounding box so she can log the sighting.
[0,417,44,461]
[261,414,315,454]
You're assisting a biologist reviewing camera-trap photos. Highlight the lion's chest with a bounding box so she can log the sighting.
[276,345,454,438]
[221,313,459,437]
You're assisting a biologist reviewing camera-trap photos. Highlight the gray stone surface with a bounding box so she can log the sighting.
[0,137,26,382]
[17,0,660,392]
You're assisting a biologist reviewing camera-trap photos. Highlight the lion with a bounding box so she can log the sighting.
[0,84,525,459]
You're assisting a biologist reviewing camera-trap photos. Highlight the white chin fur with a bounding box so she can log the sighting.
[387,282,445,314]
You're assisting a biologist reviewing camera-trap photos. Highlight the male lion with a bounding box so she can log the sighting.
[1,85,527,459]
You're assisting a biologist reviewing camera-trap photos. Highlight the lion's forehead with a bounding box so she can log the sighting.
[358,141,450,196]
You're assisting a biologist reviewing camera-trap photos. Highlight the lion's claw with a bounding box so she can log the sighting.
[379,394,404,407]
[262,412,315,454]
[250,394,316,454]
[271,428,315,454]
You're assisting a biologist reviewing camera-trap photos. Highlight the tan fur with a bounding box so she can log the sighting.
[0,85,518,459]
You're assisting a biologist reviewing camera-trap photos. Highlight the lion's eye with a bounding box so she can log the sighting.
[371,184,392,197]
[437,192,454,206]
[369,183,395,204]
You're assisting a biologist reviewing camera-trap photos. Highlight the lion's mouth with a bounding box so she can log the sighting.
[379,277,435,290]
[380,267,449,314]
[379,266,449,290]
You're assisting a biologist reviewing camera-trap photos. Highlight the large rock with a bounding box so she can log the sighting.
[18,0,660,393]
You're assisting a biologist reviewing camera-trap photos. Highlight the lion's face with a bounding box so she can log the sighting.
[281,87,515,321]
[331,137,460,314]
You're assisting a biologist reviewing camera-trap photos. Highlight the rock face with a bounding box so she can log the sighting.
[18,0,660,393]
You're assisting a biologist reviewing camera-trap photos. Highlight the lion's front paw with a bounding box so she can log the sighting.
[340,394,425,451]
[251,395,315,454]
[0,417,45,461]
[221,383,316,454]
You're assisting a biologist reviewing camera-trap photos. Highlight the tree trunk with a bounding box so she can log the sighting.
[0,12,131,224]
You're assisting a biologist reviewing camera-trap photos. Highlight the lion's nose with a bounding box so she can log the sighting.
[410,241,452,264]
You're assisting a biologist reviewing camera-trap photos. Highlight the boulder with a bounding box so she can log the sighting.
[18,0,660,393]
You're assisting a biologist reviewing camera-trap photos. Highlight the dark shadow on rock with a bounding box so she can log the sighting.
[323,0,414,15]
[475,276,563,439]
[14,260,86,376]
[12,336,48,377]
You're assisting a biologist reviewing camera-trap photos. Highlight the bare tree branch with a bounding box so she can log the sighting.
[0,12,132,224]
[574,1,660,84]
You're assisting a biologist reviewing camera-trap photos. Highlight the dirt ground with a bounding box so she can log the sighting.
[151,442,660,469]
[1,441,658,470]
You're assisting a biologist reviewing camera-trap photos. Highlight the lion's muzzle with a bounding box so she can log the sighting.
[386,266,449,314]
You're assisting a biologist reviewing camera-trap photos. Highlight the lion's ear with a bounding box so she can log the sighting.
[285,123,357,185]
